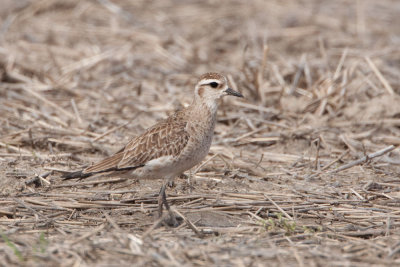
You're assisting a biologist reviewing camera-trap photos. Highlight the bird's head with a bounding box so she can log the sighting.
[194,73,243,107]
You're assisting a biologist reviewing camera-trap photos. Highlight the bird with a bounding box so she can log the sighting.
[62,72,243,225]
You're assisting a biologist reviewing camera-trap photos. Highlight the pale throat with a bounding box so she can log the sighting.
[192,94,219,116]
[203,97,219,114]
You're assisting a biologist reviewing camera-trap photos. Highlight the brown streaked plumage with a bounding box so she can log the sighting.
[62,72,243,225]
[197,72,225,83]
[83,113,190,174]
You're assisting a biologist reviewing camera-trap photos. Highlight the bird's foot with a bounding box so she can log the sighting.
[157,183,181,227]
[161,210,181,227]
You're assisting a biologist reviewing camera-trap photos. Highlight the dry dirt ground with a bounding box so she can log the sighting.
[1,0,400,266]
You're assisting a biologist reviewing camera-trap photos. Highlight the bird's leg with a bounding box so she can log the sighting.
[167,180,175,187]
[157,181,178,226]
[157,182,167,218]
[187,171,192,194]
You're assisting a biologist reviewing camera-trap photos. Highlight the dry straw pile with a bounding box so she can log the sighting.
[1,0,400,266]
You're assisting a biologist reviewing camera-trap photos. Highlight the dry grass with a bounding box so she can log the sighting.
[1,0,400,266]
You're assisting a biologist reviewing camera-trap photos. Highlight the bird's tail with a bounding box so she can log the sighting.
[62,152,125,180]
[61,170,93,179]
[61,165,143,180]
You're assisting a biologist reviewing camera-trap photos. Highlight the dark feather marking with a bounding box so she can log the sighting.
[62,165,144,180]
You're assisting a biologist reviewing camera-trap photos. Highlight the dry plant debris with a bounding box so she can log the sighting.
[1,0,400,266]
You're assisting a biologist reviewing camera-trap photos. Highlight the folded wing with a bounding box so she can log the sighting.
[82,115,190,174]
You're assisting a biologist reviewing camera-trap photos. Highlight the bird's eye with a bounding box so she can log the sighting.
[209,82,219,88]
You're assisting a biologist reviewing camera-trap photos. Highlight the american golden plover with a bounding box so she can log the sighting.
[63,72,243,224]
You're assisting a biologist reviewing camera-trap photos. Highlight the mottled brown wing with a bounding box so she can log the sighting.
[117,119,190,168]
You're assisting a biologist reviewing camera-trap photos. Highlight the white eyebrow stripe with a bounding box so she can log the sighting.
[199,79,221,86]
